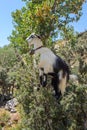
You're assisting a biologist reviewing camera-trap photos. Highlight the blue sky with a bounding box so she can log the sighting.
[0,1,87,47]
[0,0,25,47]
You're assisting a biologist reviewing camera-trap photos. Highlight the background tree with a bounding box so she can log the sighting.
[0,45,17,69]
[0,46,18,102]
[9,0,85,53]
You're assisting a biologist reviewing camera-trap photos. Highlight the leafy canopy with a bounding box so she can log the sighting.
[9,0,85,53]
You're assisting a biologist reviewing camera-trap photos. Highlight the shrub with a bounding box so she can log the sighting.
[0,109,10,127]
[15,55,87,130]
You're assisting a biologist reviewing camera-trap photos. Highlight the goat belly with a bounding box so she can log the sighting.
[38,61,54,73]
[38,50,58,73]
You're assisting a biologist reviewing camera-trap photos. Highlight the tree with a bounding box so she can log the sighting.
[9,0,85,53]
[76,31,87,83]
[0,46,18,101]
[0,45,17,69]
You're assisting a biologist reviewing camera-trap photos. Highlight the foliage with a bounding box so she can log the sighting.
[16,64,87,130]
[8,0,85,53]
[76,31,87,83]
[0,0,87,129]
[0,46,18,100]
[11,48,87,130]
[0,45,17,69]
[0,109,10,127]
[55,31,87,84]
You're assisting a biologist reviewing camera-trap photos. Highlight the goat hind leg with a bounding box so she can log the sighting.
[51,76,61,99]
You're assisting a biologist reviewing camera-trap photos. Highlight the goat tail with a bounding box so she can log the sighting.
[58,70,69,95]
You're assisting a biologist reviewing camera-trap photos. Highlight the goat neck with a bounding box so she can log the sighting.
[33,38,43,50]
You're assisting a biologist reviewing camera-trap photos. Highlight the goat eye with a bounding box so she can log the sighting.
[31,35,34,38]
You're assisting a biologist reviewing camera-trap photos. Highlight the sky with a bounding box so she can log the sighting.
[0,0,25,47]
[0,1,87,47]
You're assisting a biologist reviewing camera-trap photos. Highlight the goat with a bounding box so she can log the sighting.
[26,33,70,99]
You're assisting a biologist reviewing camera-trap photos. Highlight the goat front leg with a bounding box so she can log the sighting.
[39,69,47,87]
[39,74,47,87]
[42,73,47,87]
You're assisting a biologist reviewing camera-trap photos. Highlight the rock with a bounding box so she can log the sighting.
[70,74,78,81]
[12,98,18,107]
[5,103,12,111]
[69,74,78,84]
[10,112,20,123]
[5,98,18,112]
[10,108,17,113]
